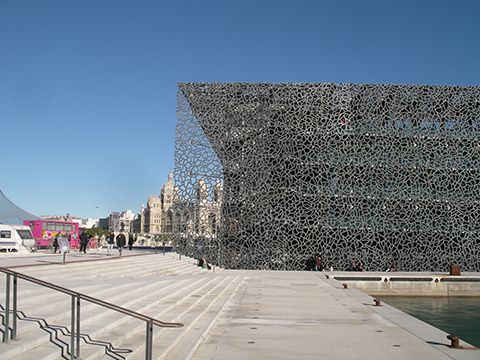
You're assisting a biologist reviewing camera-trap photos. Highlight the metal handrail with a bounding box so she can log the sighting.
[0,266,183,360]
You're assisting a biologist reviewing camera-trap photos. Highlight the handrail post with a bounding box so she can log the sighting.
[76,296,80,359]
[12,274,17,340]
[3,274,11,342]
[145,319,153,360]
[70,295,75,360]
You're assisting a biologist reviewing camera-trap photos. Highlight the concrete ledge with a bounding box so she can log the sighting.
[328,272,480,297]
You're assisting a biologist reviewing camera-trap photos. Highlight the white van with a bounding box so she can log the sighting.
[0,224,36,252]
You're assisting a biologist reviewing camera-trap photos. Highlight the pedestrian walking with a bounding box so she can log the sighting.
[128,233,134,250]
[57,232,69,263]
[116,232,126,256]
[79,231,89,253]
[106,232,115,256]
[53,235,59,253]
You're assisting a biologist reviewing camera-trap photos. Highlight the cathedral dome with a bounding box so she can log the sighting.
[147,195,160,206]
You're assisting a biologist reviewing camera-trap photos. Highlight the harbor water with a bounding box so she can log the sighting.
[381,296,480,348]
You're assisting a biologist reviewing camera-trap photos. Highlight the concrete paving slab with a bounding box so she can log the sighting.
[1,253,479,359]
[192,271,479,360]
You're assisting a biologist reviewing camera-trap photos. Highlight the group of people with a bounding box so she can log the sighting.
[53,231,92,254]
[306,254,329,271]
[52,232,70,254]
[347,259,366,272]
[104,232,135,256]
[305,254,368,272]
[53,231,135,256]
[197,256,212,270]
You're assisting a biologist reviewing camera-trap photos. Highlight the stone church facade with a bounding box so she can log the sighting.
[141,173,222,241]
[140,173,175,234]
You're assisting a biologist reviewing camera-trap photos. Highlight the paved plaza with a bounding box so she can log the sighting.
[0,251,479,359]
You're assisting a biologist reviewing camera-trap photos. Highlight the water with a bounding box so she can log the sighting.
[380,297,480,348]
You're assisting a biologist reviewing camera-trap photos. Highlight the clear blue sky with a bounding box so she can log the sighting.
[1,0,479,219]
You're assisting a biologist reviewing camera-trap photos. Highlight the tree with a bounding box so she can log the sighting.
[84,227,110,238]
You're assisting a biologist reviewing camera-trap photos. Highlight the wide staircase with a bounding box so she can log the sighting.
[0,253,246,359]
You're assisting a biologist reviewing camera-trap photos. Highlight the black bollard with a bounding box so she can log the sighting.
[447,335,460,349]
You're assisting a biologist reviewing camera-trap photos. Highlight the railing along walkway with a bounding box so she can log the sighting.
[0,266,183,360]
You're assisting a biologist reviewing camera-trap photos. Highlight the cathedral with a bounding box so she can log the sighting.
[140,173,222,236]
[140,173,175,234]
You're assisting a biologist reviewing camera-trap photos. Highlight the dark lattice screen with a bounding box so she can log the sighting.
[175,83,480,271]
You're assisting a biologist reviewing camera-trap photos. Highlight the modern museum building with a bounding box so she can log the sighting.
[174,83,480,271]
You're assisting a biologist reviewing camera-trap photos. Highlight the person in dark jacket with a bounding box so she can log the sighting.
[79,231,89,253]
[53,235,59,253]
[116,232,126,256]
[305,255,316,271]
[128,233,134,250]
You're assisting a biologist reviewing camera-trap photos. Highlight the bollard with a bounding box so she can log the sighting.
[447,335,460,349]
[373,298,382,307]
[342,283,348,289]
[450,265,461,276]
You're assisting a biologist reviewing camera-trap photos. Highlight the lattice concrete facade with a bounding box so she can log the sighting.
[174,83,480,271]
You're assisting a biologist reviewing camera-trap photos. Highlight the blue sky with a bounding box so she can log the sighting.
[1,0,479,219]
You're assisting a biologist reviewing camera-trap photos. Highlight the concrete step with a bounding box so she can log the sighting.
[158,275,245,360]
[17,254,175,279]
[0,274,196,359]
[0,253,224,359]
[79,274,226,360]
[0,280,158,359]
[0,282,104,309]
[9,256,206,298]
[16,252,174,273]
[13,282,142,337]
[114,274,241,360]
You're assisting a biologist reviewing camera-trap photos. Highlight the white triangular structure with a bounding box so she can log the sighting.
[0,189,38,225]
